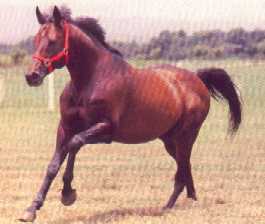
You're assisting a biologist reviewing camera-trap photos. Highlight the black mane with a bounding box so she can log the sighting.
[44,6,123,57]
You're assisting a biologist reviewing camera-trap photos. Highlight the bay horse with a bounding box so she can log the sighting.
[20,6,242,222]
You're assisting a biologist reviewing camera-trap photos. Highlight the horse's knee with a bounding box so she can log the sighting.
[47,163,60,179]
[68,134,84,150]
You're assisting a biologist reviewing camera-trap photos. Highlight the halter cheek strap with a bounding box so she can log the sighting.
[33,22,70,73]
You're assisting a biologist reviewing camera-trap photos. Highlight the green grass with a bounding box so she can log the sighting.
[0,59,264,224]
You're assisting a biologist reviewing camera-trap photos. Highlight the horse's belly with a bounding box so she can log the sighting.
[113,72,183,144]
[113,108,177,144]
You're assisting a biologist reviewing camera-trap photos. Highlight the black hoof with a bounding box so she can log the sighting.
[61,189,77,206]
[187,194,197,201]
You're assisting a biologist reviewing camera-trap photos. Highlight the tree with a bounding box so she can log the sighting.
[11,49,27,65]
[190,44,211,58]
[249,30,265,43]
[17,36,35,54]
[255,40,265,57]
[177,30,187,39]
[149,47,162,59]
[158,30,173,59]
[226,28,248,46]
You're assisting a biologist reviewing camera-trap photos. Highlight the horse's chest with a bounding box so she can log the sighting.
[74,100,97,120]
[77,104,100,121]
[61,95,106,129]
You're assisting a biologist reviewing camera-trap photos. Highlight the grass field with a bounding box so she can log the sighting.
[0,59,264,224]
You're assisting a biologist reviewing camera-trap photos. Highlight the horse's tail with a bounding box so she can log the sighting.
[197,68,242,134]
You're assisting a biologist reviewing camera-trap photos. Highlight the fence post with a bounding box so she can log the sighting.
[0,77,5,106]
[48,73,55,111]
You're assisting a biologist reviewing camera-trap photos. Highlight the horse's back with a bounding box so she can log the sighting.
[150,64,210,101]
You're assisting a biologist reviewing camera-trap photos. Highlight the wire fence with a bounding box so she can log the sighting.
[0,59,264,110]
[0,59,264,223]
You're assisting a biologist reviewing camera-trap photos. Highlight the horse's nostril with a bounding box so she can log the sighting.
[25,73,41,86]
[25,74,31,82]
[26,73,39,80]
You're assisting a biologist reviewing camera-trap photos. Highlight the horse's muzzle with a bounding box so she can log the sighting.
[25,72,44,87]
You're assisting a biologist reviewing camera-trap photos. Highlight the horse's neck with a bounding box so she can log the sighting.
[66,26,106,89]
[66,25,130,91]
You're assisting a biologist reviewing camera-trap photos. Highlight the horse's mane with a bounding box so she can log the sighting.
[43,5,123,57]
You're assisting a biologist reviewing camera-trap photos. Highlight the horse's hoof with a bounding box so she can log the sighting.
[162,203,175,211]
[61,189,77,206]
[187,193,197,201]
[18,211,36,222]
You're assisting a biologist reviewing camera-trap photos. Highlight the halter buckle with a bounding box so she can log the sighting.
[44,59,52,67]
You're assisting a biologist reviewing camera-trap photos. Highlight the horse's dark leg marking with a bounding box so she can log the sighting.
[162,140,185,209]
[186,163,197,200]
[59,121,112,206]
[162,128,199,209]
[62,152,78,194]
[61,150,79,206]
[20,122,71,222]
[20,121,113,221]
[165,162,187,209]
[67,121,113,150]
[59,120,113,206]
[27,150,68,212]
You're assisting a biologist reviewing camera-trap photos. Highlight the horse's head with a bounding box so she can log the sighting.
[25,6,69,87]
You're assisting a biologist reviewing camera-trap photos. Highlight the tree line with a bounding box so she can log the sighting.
[112,28,265,60]
[2,27,265,65]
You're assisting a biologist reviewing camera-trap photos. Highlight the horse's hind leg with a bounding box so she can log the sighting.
[161,128,200,209]
[162,139,186,209]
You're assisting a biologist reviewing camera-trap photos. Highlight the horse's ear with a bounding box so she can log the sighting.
[53,6,62,27]
[36,6,46,24]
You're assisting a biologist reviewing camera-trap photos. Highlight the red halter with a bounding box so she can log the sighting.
[33,22,70,73]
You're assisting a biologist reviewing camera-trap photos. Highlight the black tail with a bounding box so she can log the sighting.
[198,68,242,134]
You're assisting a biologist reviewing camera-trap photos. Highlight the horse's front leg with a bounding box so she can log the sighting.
[19,122,72,222]
[60,121,112,206]
[68,121,113,150]
[60,150,79,206]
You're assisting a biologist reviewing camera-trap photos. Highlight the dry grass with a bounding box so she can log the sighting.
[0,131,264,224]
[0,60,264,223]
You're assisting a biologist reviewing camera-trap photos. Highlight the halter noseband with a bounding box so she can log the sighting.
[33,22,70,73]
